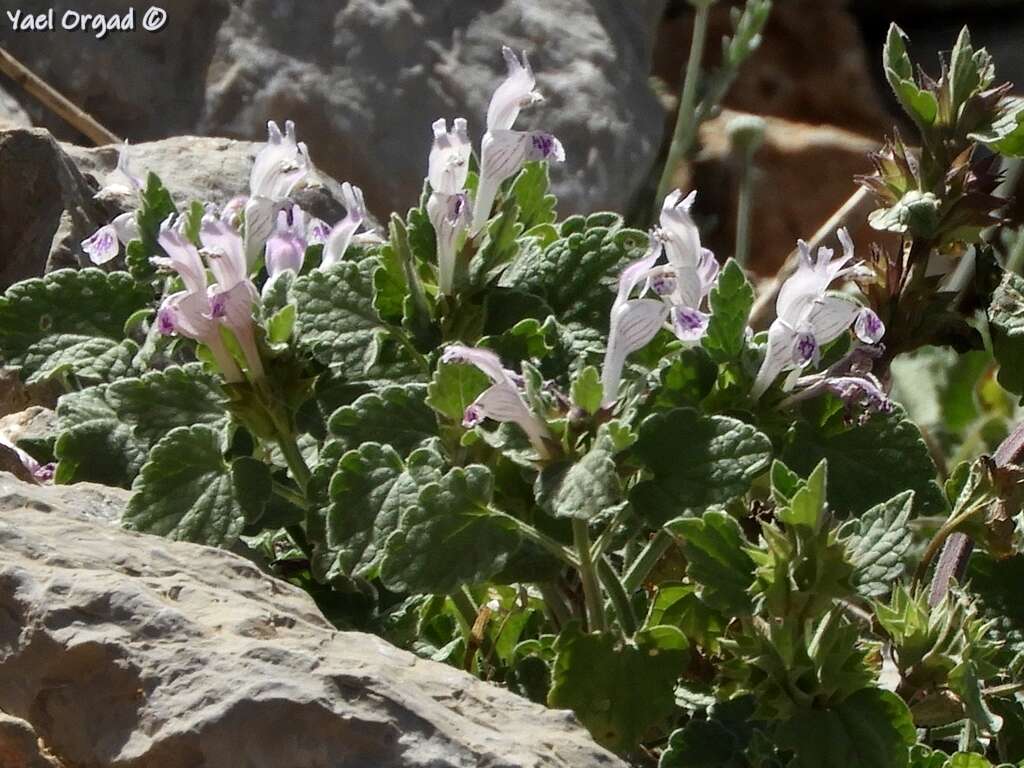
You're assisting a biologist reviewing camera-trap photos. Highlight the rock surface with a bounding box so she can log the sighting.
[0,472,624,768]
[0,86,32,131]
[5,0,667,216]
[0,712,62,768]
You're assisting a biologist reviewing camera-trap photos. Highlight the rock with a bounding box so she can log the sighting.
[0,86,32,131]
[684,109,888,275]
[0,713,62,768]
[4,0,666,215]
[0,406,58,458]
[0,368,61,419]
[654,0,890,138]
[0,472,130,524]
[0,474,624,768]
[0,127,348,286]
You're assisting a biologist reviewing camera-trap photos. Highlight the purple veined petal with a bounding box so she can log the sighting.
[111,211,140,245]
[602,298,669,403]
[243,196,278,269]
[306,217,331,246]
[792,330,820,368]
[751,321,798,400]
[200,218,248,288]
[81,224,120,265]
[160,291,244,383]
[156,297,179,336]
[854,307,885,344]
[465,381,551,457]
[440,344,509,384]
[659,189,702,269]
[320,186,368,271]
[33,462,56,483]
[221,195,248,227]
[615,235,663,304]
[806,293,860,346]
[428,117,472,195]
[427,191,470,295]
[647,267,677,298]
[672,266,706,309]
[209,280,257,332]
[487,46,543,132]
[265,230,306,277]
[250,120,310,200]
[697,249,720,297]
[156,221,207,295]
[672,306,710,343]
[471,130,561,236]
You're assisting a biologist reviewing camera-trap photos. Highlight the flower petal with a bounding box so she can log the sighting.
[806,294,860,346]
[155,222,207,295]
[466,382,550,457]
[111,212,140,245]
[250,119,310,200]
[487,47,542,131]
[428,117,472,195]
[201,218,247,288]
[602,298,668,402]
[672,306,710,343]
[427,191,470,295]
[659,189,702,269]
[751,321,798,400]
[81,224,120,265]
[471,129,562,235]
[440,344,509,384]
[854,307,885,344]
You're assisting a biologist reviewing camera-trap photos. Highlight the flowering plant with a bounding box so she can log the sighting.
[6,24,1024,768]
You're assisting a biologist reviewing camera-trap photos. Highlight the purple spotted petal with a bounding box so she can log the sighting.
[793,331,819,367]
[81,225,120,265]
[673,307,710,342]
[854,308,885,344]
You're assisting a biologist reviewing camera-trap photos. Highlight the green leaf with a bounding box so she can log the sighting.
[841,491,914,598]
[426,362,491,423]
[660,696,761,768]
[970,96,1024,157]
[630,408,772,523]
[989,270,1024,394]
[327,443,406,578]
[380,465,521,594]
[671,510,756,614]
[703,259,754,362]
[777,688,915,768]
[883,24,938,128]
[0,269,151,384]
[123,425,245,547]
[510,161,557,231]
[470,193,522,287]
[54,385,147,488]
[292,260,396,378]
[770,459,804,506]
[548,625,687,753]
[780,460,826,529]
[966,552,1024,653]
[231,456,273,524]
[783,407,944,516]
[500,215,648,330]
[104,363,228,446]
[570,365,603,415]
[949,660,1003,735]
[126,172,177,282]
[327,383,436,455]
[548,428,623,520]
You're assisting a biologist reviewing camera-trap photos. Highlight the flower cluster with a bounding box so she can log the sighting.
[425,47,565,295]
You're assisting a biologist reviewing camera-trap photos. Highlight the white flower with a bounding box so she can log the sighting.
[470,47,564,236]
[80,143,144,265]
[427,191,470,295]
[321,183,371,270]
[427,118,473,295]
[751,229,883,400]
[440,344,552,458]
[428,118,472,195]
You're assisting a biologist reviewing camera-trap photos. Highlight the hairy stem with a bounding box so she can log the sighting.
[654,0,713,208]
[597,557,638,636]
[623,529,674,593]
[573,519,607,632]
[735,155,755,267]
[539,583,573,629]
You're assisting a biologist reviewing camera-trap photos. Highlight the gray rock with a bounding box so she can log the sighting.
[0,86,32,130]
[4,0,666,216]
[0,474,624,768]
[0,471,130,523]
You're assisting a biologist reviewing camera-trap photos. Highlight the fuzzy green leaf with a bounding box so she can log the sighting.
[777,689,915,768]
[123,425,245,547]
[510,161,557,231]
[630,408,772,523]
[841,491,915,598]
[426,361,491,423]
[327,384,436,454]
[54,385,147,488]
[0,269,151,384]
[883,24,938,128]
[671,510,756,614]
[703,259,754,362]
[548,625,688,753]
[570,365,603,415]
[380,465,520,594]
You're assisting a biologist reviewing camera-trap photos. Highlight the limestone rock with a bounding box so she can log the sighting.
[4,0,666,216]
[0,473,624,768]
[0,713,63,768]
[0,86,32,131]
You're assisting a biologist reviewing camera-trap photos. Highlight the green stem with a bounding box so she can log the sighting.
[515,519,579,567]
[597,557,638,636]
[591,505,631,562]
[272,480,309,510]
[623,529,674,593]
[912,499,991,590]
[285,524,313,560]
[735,155,754,267]
[654,0,713,208]
[450,587,479,635]
[274,430,312,491]
[539,583,573,629]
[573,519,607,632]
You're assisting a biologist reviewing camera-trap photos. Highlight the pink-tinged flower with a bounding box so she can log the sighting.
[440,344,552,458]
[601,239,670,404]
[264,208,308,278]
[157,289,243,383]
[751,229,885,400]
[470,47,564,236]
[81,144,145,265]
[321,183,371,270]
[200,219,264,379]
